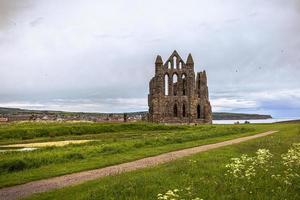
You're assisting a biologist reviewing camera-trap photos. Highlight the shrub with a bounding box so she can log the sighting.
[100,146,124,154]
[225,144,300,193]
[174,138,183,143]
[133,142,145,148]
[157,188,202,200]
[64,152,85,160]
[225,149,273,180]
[1,159,28,172]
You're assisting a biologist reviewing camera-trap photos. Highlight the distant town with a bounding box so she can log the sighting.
[0,107,272,123]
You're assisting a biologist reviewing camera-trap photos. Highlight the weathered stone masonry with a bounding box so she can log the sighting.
[148,51,212,124]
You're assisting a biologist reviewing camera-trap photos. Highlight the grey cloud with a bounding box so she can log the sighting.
[248,12,258,17]
[0,0,33,28]
[93,33,133,39]
[0,0,299,117]
[0,98,148,113]
[223,18,240,23]
[29,17,43,27]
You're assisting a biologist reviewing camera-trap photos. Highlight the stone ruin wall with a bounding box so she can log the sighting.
[148,50,212,124]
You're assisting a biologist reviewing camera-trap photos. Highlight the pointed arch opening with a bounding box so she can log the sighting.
[179,62,182,69]
[173,56,177,69]
[173,73,178,96]
[182,104,186,117]
[168,61,171,69]
[182,74,186,96]
[173,104,178,117]
[164,74,169,95]
[197,104,201,119]
[197,79,201,98]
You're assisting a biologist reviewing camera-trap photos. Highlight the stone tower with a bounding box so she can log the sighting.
[148,50,212,124]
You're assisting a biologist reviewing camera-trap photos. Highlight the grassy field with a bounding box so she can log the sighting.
[0,122,275,188]
[25,122,300,200]
[0,122,186,144]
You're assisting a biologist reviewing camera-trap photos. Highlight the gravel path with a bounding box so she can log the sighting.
[0,130,277,200]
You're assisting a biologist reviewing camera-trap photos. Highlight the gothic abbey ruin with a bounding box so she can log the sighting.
[148,51,212,124]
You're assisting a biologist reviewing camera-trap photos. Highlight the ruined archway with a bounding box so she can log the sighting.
[164,74,169,96]
[182,104,186,117]
[173,104,178,117]
[173,73,178,96]
[197,104,201,119]
[182,74,186,96]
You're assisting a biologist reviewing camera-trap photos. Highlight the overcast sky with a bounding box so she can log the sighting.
[0,0,300,117]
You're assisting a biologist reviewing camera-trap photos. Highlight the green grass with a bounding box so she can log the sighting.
[0,122,274,188]
[0,122,186,144]
[25,123,300,200]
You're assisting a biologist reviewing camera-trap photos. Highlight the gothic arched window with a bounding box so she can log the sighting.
[182,104,186,117]
[182,74,186,96]
[197,105,201,119]
[164,74,169,95]
[173,73,178,96]
[173,56,177,69]
[179,62,182,69]
[173,104,178,117]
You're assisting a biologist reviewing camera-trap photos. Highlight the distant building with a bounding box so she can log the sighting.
[0,117,8,122]
[148,51,212,124]
[7,114,32,122]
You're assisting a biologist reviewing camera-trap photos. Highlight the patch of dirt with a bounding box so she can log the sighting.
[2,140,92,148]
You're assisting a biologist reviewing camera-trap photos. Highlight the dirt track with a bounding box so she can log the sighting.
[0,130,277,200]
